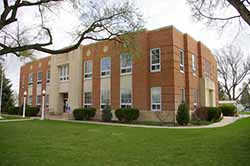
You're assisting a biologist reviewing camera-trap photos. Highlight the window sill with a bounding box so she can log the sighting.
[150,70,161,73]
[180,70,185,74]
[101,75,111,79]
[84,77,93,81]
[120,72,132,76]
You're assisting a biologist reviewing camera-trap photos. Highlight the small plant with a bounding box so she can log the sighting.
[102,105,112,122]
[26,106,40,116]
[220,104,237,116]
[176,102,190,125]
[73,107,96,120]
[115,108,139,122]
[207,107,221,121]
[8,107,20,115]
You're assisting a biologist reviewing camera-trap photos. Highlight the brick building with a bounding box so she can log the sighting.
[19,26,218,122]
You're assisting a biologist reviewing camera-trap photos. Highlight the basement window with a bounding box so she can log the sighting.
[151,87,161,111]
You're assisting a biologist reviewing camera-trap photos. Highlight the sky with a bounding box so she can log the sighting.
[1,0,248,94]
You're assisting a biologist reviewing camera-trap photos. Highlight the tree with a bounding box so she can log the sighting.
[0,65,15,113]
[187,0,250,30]
[240,82,250,109]
[0,0,143,57]
[218,83,227,100]
[216,45,250,101]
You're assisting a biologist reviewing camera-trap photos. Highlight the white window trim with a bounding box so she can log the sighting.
[192,54,197,75]
[28,73,33,85]
[179,49,185,73]
[100,90,111,111]
[181,88,186,103]
[101,57,111,78]
[37,71,42,84]
[120,89,133,108]
[151,87,161,112]
[46,69,51,84]
[150,48,161,72]
[83,91,92,106]
[84,60,93,80]
[59,64,69,81]
[120,53,132,76]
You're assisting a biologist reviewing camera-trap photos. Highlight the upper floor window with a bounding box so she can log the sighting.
[101,57,111,77]
[120,88,132,108]
[59,64,69,81]
[151,87,161,111]
[28,73,33,85]
[204,60,211,79]
[150,48,161,72]
[37,71,42,85]
[84,60,93,79]
[180,49,185,72]
[46,69,51,83]
[192,54,197,74]
[120,53,132,74]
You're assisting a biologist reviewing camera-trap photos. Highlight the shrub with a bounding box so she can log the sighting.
[73,108,96,120]
[192,107,208,121]
[26,106,40,116]
[115,108,139,122]
[73,108,85,120]
[8,107,20,115]
[220,104,237,116]
[102,105,112,122]
[207,107,221,121]
[176,103,190,125]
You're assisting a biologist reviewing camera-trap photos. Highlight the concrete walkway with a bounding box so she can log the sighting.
[49,115,250,129]
[1,115,249,129]
[0,118,33,123]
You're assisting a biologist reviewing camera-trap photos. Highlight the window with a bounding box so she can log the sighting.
[150,48,161,72]
[59,64,69,81]
[181,88,185,103]
[151,87,161,111]
[37,71,42,84]
[100,89,110,109]
[84,92,92,107]
[180,49,185,72]
[192,54,197,74]
[84,61,93,79]
[120,89,132,108]
[204,60,211,79]
[36,95,42,106]
[120,53,132,74]
[28,95,32,105]
[45,95,49,108]
[193,89,198,105]
[28,73,33,85]
[101,57,111,77]
[46,69,51,83]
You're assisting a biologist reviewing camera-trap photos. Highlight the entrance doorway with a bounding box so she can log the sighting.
[62,93,68,113]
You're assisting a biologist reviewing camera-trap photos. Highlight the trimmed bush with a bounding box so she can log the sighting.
[73,108,85,120]
[8,106,20,115]
[73,107,96,120]
[26,106,40,116]
[115,108,139,122]
[220,104,237,116]
[207,107,221,121]
[102,105,112,122]
[176,103,190,125]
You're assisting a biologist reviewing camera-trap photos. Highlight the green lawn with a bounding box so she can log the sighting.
[240,111,250,115]
[0,118,250,166]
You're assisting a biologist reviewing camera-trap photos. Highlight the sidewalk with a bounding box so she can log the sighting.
[48,115,250,129]
[0,119,33,123]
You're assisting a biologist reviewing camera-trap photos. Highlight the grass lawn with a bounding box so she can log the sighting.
[240,111,250,115]
[0,118,250,166]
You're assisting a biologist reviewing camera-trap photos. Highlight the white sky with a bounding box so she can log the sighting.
[1,0,248,93]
